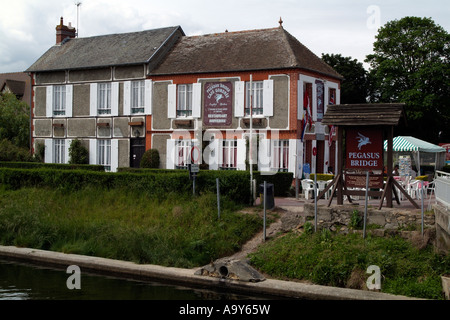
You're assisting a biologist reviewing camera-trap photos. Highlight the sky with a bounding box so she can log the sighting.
[0,0,449,74]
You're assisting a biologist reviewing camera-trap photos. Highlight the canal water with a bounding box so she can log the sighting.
[0,259,263,300]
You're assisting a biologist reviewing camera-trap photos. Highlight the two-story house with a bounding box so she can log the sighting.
[147,24,342,176]
[27,18,342,175]
[26,18,184,171]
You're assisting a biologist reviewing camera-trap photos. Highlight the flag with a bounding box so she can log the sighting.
[301,89,312,142]
[328,125,335,147]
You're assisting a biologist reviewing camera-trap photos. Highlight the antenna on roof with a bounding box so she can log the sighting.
[75,1,82,37]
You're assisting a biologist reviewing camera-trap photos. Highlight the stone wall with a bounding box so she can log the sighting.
[434,204,450,254]
[303,204,435,233]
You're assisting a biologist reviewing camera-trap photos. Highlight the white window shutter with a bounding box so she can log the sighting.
[89,139,97,165]
[65,85,73,117]
[192,83,202,118]
[90,83,98,117]
[110,139,119,172]
[144,80,153,115]
[234,81,245,117]
[208,138,219,170]
[167,84,177,119]
[258,139,271,172]
[166,139,176,169]
[123,81,131,116]
[46,86,53,117]
[237,139,246,171]
[65,139,72,164]
[111,82,119,117]
[288,139,298,175]
[263,79,274,117]
[44,139,53,163]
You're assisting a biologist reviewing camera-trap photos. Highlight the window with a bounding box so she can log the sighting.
[329,88,336,105]
[272,140,289,172]
[177,84,193,117]
[245,81,263,116]
[97,83,111,115]
[98,139,111,171]
[221,140,237,170]
[175,140,191,169]
[53,86,66,116]
[53,139,65,164]
[131,81,145,114]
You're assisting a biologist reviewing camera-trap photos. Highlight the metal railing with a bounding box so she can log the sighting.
[435,170,450,208]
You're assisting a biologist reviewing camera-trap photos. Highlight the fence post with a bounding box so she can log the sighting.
[263,181,267,242]
[363,171,369,239]
[216,178,221,220]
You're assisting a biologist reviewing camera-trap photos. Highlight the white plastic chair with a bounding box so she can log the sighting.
[301,179,317,200]
[407,180,421,199]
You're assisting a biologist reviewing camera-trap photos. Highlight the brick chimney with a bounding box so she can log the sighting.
[56,17,76,45]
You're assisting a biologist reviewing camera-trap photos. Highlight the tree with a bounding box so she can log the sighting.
[0,92,30,149]
[321,53,369,104]
[365,17,450,143]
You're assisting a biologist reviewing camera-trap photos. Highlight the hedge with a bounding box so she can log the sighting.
[0,161,105,171]
[118,168,294,197]
[0,168,252,205]
[0,167,296,204]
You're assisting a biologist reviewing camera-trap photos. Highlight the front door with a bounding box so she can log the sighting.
[130,138,145,168]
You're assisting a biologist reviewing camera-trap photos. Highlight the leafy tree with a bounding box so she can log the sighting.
[365,17,450,143]
[321,53,369,104]
[0,92,30,149]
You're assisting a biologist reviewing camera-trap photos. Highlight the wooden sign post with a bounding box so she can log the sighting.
[320,103,419,210]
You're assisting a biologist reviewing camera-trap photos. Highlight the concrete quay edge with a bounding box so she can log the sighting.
[0,245,417,300]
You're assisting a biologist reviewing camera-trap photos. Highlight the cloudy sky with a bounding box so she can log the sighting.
[0,0,448,74]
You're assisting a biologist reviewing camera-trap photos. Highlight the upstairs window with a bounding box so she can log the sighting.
[177,84,193,117]
[131,81,145,114]
[97,83,111,115]
[245,81,264,116]
[53,85,66,116]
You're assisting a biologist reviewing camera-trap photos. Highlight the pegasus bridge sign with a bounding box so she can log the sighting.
[320,103,420,209]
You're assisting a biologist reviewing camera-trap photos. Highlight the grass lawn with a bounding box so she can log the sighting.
[248,228,450,300]
[0,187,261,268]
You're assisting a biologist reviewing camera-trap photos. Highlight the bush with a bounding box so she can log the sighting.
[309,173,335,181]
[0,139,34,162]
[140,149,160,168]
[69,139,89,165]
[0,168,253,205]
[0,161,104,171]
[254,171,294,197]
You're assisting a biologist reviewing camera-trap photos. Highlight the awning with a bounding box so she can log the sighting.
[384,136,446,153]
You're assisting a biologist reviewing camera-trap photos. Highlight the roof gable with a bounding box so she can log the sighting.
[150,27,342,79]
[26,26,184,72]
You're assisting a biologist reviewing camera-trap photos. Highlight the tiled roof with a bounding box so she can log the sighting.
[150,27,342,79]
[26,26,183,72]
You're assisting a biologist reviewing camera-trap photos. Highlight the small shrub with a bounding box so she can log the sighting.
[0,139,34,162]
[140,149,160,168]
[69,139,89,165]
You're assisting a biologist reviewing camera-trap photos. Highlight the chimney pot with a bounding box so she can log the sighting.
[56,17,76,45]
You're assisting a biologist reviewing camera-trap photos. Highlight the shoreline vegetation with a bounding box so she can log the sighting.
[0,165,449,300]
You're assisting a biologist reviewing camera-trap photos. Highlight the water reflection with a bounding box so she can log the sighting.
[0,259,259,300]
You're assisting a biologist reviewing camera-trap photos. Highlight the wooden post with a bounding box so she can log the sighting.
[337,127,344,205]
[386,126,393,208]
